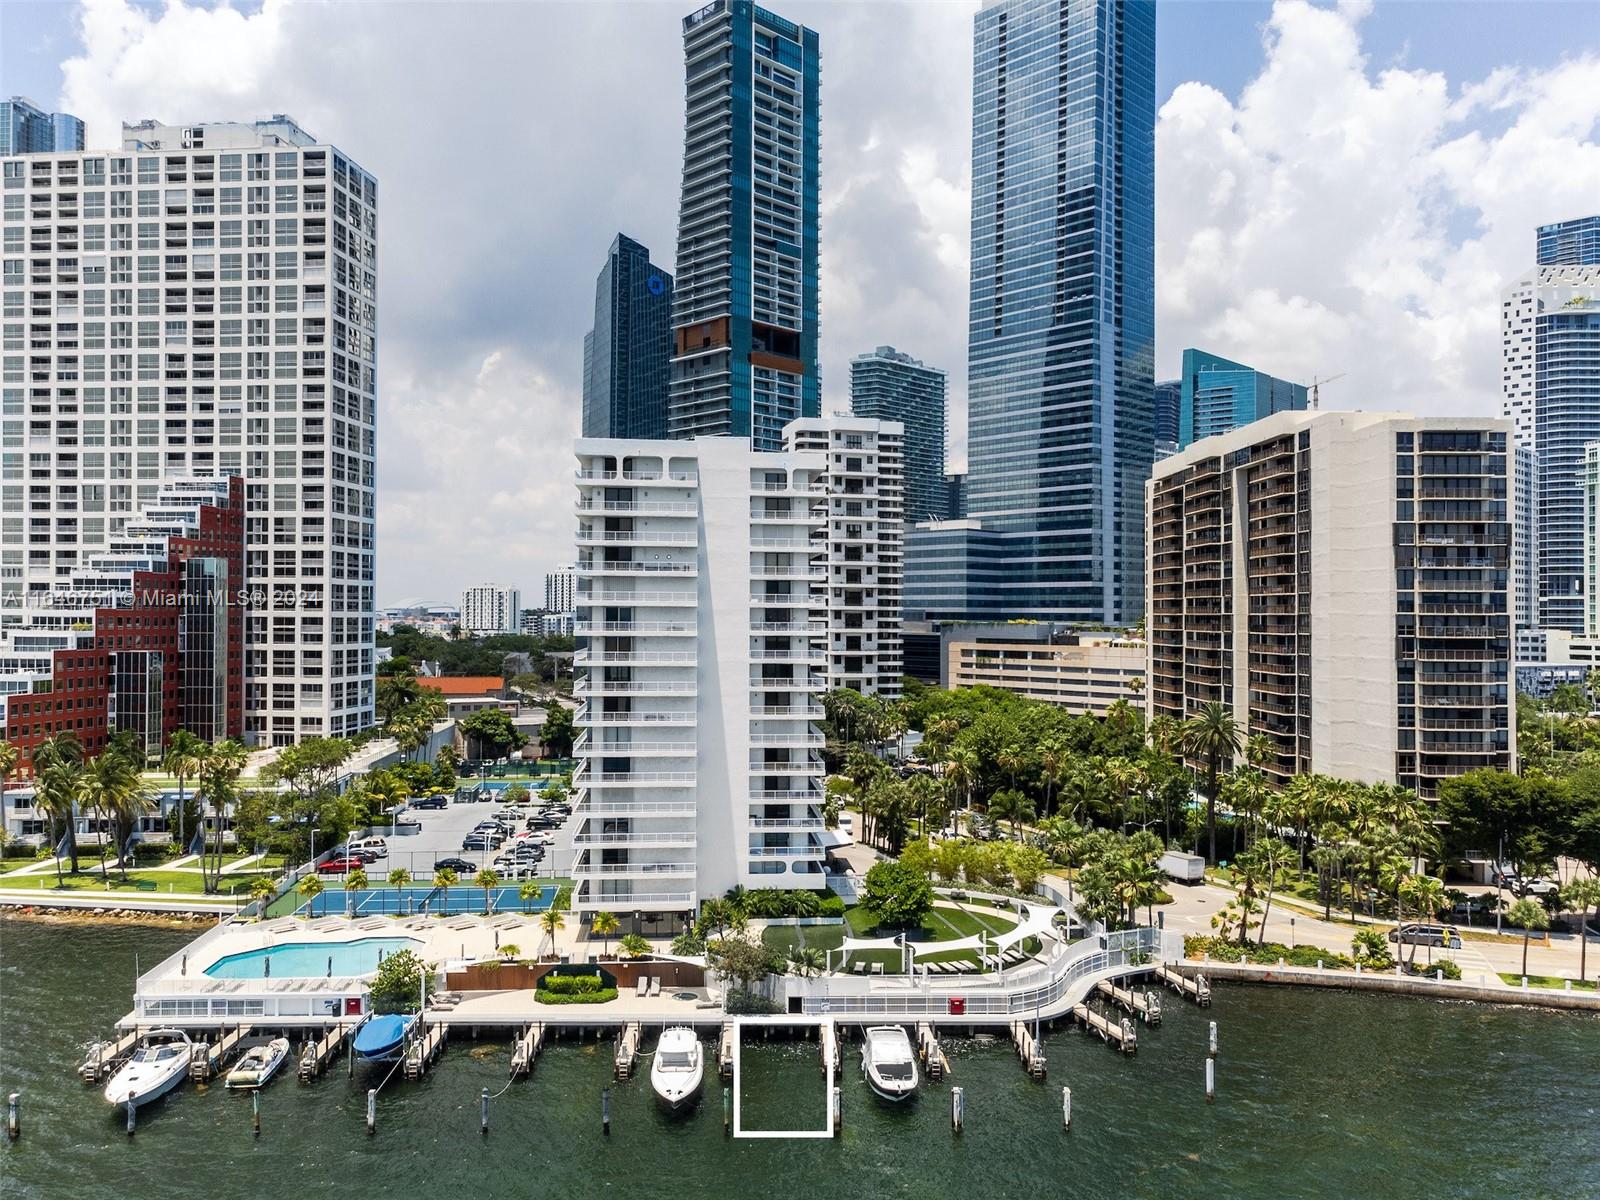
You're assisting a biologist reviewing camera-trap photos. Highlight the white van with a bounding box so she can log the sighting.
[349,836,388,859]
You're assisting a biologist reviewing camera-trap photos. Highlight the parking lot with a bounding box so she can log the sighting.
[335,797,573,882]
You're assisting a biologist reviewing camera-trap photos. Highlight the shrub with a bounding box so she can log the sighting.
[538,973,606,995]
[1411,957,1462,981]
[1184,935,1354,970]
[369,949,429,1014]
[1351,929,1393,968]
[724,989,782,1015]
[534,987,619,1005]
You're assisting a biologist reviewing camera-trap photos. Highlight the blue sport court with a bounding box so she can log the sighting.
[303,883,557,917]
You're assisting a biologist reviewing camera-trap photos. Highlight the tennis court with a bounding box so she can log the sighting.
[303,883,557,917]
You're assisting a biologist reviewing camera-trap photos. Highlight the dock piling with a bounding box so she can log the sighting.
[1061,1085,1071,1132]
[723,1086,731,1135]
[831,1085,842,1134]
[252,1090,261,1138]
[125,1097,136,1137]
[481,1087,489,1136]
[1205,1057,1215,1103]
[602,1087,611,1136]
[1208,1021,1218,1058]
[366,1088,376,1134]
[951,1086,965,1135]
[7,1092,18,1141]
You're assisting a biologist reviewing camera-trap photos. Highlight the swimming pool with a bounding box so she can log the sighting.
[205,937,421,979]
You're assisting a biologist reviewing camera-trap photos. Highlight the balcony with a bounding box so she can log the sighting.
[575,770,697,787]
[573,861,697,877]
[576,650,697,666]
[574,799,696,817]
[575,737,696,756]
[575,470,698,483]
[751,788,824,802]
[575,679,697,696]
[749,816,824,830]
[574,621,693,635]
[576,560,697,576]
[576,530,697,546]
[576,709,695,726]
[581,590,697,606]
[576,499,698,515]
[571,831,697,848]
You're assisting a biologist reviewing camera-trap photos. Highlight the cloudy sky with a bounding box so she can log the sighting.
[4,0,1598,606]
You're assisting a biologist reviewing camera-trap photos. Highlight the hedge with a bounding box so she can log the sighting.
[735,887,846,919]
[1185,935,1356,970]
[538,973,606,995]
[534,987,619,1005]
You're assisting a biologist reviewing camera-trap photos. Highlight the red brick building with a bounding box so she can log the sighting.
[3,478,247,776]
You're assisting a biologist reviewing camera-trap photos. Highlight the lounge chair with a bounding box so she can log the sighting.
[648,977,661,997]
[853,961,865,975]
[871,962,884,976]
[635,976,649,997]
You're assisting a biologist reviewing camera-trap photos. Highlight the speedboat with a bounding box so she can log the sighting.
[861,1025,918,1102]
[650,1027,704,1112]
[103,1029,193,1109]
[224,1037,291,1089]
[352,1014,413,1062]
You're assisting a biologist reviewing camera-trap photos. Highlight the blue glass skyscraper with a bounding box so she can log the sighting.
[582,234,673,439]
[1177,348,1307,450]
[958,0,1155,624]
[1536,215,1600,267]
[669,1,820,451]
[1,97,84,156]
[850,346,948,522]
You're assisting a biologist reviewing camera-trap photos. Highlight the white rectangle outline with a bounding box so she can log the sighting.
[730,1015,836,1139]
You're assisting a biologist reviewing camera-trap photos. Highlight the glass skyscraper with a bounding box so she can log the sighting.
[1177,348,1308,450]
[1,97,84,156]
[582,233,673,439]
[850,345,948,522]
[669,1,820,451]
[1536,215,1600,267]
[958,0,1156,624]
[1153,379,1181,454]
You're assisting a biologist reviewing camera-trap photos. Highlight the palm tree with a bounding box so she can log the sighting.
[787,945,826,977]
[33,733,85,879]
[297,872,325,918]
[1507,897,1549,978]
[247,874,276,915]
[432,866,458,915]
[387,866,411,913]
[519,879,542,915]
[161,729,207,856]
[1563,877,1600,984]
[943,748,979,824]
[986,788,1035,841]
[997,744,1024,792]
[1037,740,1066,817]
[1178,702,1242,864]
[538,906,567,959]
[591,910,620,957]
[1402,874,1447,967]
[618,932,651,960]
[198,739,250,892]
[85,750,152,882]
[474,867,501,915]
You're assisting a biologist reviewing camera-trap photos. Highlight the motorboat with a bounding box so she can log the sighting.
[861,1025,918,1102]
[103,1029,193,1109]
[650,1027,704,1112]
[352,1014,413,1062]
[224,1037,291,1089]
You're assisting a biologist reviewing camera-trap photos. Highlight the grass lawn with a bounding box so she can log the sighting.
[1497,972,1598,991]
[0,867,271,896]
[761,902,1021,971]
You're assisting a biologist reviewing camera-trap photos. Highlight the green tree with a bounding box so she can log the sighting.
[538,905,567,958]
[198,739,250,891]
[247,874,276,913]
[369,948,427,1014]
[460,708,527,760]
[787,945,827,978]
[519,879,542,914]
[297,872,325,917]
[986,788,1035,841]
[388,866,411,911]
[474,866,501,915]
[1562,876,1600,984]
[618,932,651,960]
[540,703,575,758]
[591,910,620,957]
[1507,897,1550,977]
[1179,702,1243,864]
[33,733,85,880]
[432,866,458,915]
[161,729,207,855]
[860,859,934,929]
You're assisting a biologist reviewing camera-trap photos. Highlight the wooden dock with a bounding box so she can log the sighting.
[78,1030,140,1084]
[1009,1021,1047,1079]
[1096,980,1163,1026]
[1071,1003,1137,1055]
[1154,963,1211,1007]
[916,1022,949,1081]
[820,1019,842,1075]
[404,1020,446,1080]
[509,1024,544,1079]
[614,1022,642,1080]
[298,1023,355,1081]
[717,1022,735,1080]
[189,1024,251,1081]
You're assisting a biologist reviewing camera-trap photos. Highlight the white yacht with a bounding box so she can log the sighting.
[861,1026,918,1101]
[650,1027,704,1112]
[224,1037,291,1090]
[103,1029,193,1109]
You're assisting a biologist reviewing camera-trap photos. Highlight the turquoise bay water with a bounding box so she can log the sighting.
[204,936,420,979]
[3,918,1599,1200]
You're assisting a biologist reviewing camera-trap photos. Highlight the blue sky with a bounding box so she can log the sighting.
[2,0,1597,604]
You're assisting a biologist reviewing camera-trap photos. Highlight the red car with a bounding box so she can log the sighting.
[318,856,364,874]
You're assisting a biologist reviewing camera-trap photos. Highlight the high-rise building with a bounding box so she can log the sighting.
[668,1,820,451]
[1176,348,1307,450]
[1536,215,1600,267]
[1147,411,1514,799]
[571,436,828,920]
[1153,378,1181,457]
[581,234,672,439]
[2,116,378,745]
[460,585,522,636]
[849,346,946,523]
[784,416,904,698]
[944,473,967,521]
[0,478,246,775]
[1502,262,1600,632]
[1584,442,1600,637]
[544,565,576,614]
[955,0,1155,624]
[1514,443,1538,632]
[1,97,84,156]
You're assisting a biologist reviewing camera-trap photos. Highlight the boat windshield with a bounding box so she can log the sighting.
[876,1062,914,1081]
[659,1051,696,1069]
[135,1045,182,1063]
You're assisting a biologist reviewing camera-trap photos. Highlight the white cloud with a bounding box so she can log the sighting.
[44,0,1600,601]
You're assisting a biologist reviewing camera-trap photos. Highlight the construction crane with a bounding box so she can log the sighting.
[1308,372,1347,410]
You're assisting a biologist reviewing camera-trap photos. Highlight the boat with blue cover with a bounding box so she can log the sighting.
[352,1014,413,1062]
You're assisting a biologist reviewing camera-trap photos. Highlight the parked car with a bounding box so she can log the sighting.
[318,856,364,874]
[500,864,543,881]
[349,837,388,859]
[1517,878,1559,898]
[410,795,447,810]
[461,834,504,851]
[1387,923,1463,949]
[525,815,559,831]
[433,857,477,873]
[501,846,545,864]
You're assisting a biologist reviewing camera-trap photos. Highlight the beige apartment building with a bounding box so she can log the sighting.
[945,629,1143,716]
